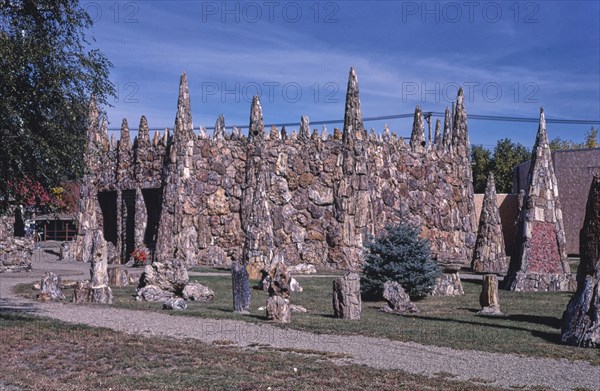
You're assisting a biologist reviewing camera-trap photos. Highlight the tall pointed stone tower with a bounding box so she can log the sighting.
[154,72,198,264]
[472,173,509,275]
[506,108,575,291]
[241,95,274,279]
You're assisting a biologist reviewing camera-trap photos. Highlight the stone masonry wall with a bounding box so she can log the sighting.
[79,70,476,271]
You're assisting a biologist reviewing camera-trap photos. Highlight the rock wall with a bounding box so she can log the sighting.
[75,69,477,271]
[0,209,32,272]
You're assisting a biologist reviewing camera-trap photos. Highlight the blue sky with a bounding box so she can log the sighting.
[86,0,600,149]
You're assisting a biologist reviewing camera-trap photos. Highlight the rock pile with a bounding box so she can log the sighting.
[263,259,292,323]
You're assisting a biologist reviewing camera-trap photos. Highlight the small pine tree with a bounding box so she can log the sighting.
[361,223,441,299]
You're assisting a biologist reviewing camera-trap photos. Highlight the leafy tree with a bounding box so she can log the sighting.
[361,222,441,299]
[584,127,598,149]
[471,145,492,193]
[0,0,114,213]
[549,127,598,151]
[549,137,579,151]
[491,138,531,193]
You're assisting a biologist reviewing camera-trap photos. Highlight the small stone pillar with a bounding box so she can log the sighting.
[232,260,250,313]
[264,260,292,323]
[332,272,361,320]
[73,230,113,304]
[108,267,130,287]
[478,275,502,315]
[37,272,65,301]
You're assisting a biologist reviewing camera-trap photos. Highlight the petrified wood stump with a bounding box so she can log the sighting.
[332,272,361,320]
[266,295,291,323]
[108,267,130,288]
[231,260,250,313]
[478,275,502,315]
[37,272,65,301]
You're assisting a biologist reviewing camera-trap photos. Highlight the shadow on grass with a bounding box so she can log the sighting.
[415,315,561,344]
[506,314,562,329]
[0,299,40,314]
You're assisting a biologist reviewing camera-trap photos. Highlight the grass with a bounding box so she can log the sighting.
[0,311,500,391]
[105,272,600,366]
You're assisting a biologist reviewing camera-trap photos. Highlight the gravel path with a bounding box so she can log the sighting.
[1,250,599,391]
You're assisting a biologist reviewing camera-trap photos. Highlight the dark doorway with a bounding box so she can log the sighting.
[98,191,117,245]
[122,189,136,262]
[142,188,162,254]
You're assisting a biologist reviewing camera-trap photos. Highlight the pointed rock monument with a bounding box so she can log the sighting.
[342,67,363,145]
[561,174,600,346]
[506,108,575,291]
[472,173,509,275]
[409,106,425,153]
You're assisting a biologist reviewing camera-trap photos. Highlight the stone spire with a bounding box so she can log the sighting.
[342,67,363,144]
[100,118,109,152]
[451,88,469,157]
[561,174,600,346]
[213,114,225,140]
[138,115,150,145]
[409,106,425,153]
[118,118,131,150]
[434,118,442,148]
[472,173,509,275]
[506,108,573,291]
[248,95,264,142]
[299,115,310,141]
[442,106,452,150]
[86,95,99,145]
[174,72,194,142]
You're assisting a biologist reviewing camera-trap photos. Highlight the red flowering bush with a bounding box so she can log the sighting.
[7,177,66,213]
[130,248,149,267]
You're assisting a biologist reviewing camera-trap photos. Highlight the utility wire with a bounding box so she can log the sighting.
[106,112,600,131]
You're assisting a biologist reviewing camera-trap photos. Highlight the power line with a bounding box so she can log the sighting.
[106,112,600,131]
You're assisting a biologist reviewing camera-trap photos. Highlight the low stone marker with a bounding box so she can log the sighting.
[264,260,292,323]
[231,260,250,313]
[332,272,361,320]
[108,267,129,288]
[381,281,419,314]
[478,275,502,316]
[37,272,65,301]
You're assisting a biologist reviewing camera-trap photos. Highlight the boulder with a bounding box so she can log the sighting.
[381,281,419,314]
[182,282,214,302]
[136,285,174,302]
[138,260,189,293]
[163,298,187,310]
[266,295,291,323]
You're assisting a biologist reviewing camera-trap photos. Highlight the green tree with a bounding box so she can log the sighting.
[549,137,579,151]
[490,138,530,193]
[0,0,114,212]
[584,127,598,149]
[361,222,441,299]
[471,145,493,193]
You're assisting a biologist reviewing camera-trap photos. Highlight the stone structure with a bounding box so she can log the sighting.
[506,109,575,292]
[37,272,65,301]
[332,272,361,320]
[72,69,477,283]
[431,272,464,296]
[472,173,509,275]
[514,147,600,255]
[73,230,113,304]
[478,275,502,315]
[381,281,419,314]
[231,260,250,313]
[561,174,600,347]
[263,258,292,323]
[136,260,214,303]
[0,209,32,273]
[108,267,130,287]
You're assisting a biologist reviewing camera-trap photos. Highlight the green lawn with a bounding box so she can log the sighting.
[105,272,600,366]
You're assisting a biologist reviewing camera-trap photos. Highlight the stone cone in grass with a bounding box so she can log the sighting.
[561,174,600,347]
[332,272,361,320]
[472,173,509,275]
[478,274,502,316]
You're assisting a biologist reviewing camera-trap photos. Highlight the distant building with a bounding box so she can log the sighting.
[513,147,600,255]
